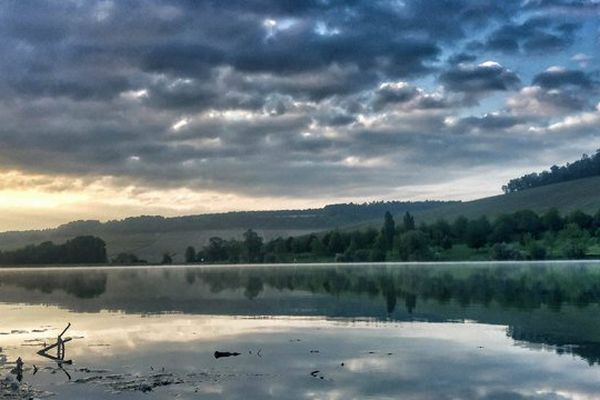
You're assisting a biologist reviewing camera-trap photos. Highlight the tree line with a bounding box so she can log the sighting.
[503,149,600,193]
[0,236,107,265]
[183,208,600,264]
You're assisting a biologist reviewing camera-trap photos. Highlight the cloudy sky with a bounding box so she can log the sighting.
[0,0,599,230]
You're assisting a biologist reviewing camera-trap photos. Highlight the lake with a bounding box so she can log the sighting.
[2,262,600,399]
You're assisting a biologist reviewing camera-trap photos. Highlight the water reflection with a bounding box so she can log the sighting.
[2,263,600,398]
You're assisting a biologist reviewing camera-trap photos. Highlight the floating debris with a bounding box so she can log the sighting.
[214,351,241,359]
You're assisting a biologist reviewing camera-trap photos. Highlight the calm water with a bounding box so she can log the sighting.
[2,262,600,399]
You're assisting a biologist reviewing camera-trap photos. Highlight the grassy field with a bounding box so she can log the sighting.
[398,176,600,225]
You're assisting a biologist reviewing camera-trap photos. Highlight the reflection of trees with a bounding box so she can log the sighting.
[5,264,600,365]
[189,264,600,365]
[244,276,264,300]
[191,265,600,311]
[0,271,107,298]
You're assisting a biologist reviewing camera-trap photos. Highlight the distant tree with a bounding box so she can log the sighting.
[594,209,600,230]
[309,236,327,256]
[452,216,469,241]
[273,237,289,254]
[398,231,431,261]
[382,211,396,250]
[224,239,242,263]
[403,212,415,231]
[526,241,547,260]
[205,237,227,262]
[0,236,107,265]
[502,149,600,193]
[566,210,594,231]
[63,236,107,264]
[542,208,564,232]
[513,210,543,237]
[369,248,386,262]
[562,241,587,259]
[112,252,144,265]
[465,216,491,248]
[185,246,196,263]
[429,219,452,249]
[243,229,263,263]
[490,243,522,261]
[327,231,345,254]
[161,252,173,264]
[489,214,515,244]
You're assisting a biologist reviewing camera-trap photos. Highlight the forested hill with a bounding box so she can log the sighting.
[0,200,453,261]
[503,150,600,193]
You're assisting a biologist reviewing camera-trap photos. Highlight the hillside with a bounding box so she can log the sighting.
[3,176,599,263]
[0,200,451,262]
[409,175,600,224]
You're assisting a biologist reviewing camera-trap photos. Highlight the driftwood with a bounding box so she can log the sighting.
[36,323,73,380]
[37,323,73,365]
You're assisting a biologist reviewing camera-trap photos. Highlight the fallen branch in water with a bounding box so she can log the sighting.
[37,323,73,365]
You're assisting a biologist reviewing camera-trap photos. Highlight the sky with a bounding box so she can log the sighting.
[0,0,599,231]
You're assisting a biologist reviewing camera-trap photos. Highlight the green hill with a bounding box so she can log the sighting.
[0,200,451,262]
[407,175,600,224]
[2,176,600,263]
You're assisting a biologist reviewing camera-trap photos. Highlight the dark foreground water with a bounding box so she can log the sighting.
[2,262,600,399]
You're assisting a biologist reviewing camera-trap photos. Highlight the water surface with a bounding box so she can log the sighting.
[1,262,600,399]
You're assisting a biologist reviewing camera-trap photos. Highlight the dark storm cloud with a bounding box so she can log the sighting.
[371,84,420,111]
[532,68,596,89]
[449,114,526,133]
[481,17,580,54]
[447,52,477,65]
[0,0,598,201]
[439,62,521,94]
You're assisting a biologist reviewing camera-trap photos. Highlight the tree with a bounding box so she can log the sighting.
[465,216,491,249]
[382,211,396,250]
[489,214,515,244]
[527,241,547,260]
[542,208,564,232]
[327,231,345,254]
[403,212,415,231]
[63,236,107,264]
[490,243,522,260]
[513,210,542,237]
[452,216,468,241]
[594,209,600,230]
[502,149,600,193]
[161,252,173,264]
[430,219,452,249]
[243,229,263,263]
[205,237,227,262]
[566,210,594,231]
[112,252,143,265]
[398,231,431,261]
[185,246,196,263]
[309,236,327,256]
